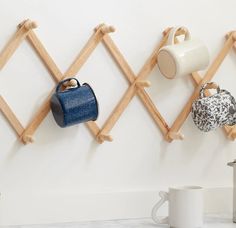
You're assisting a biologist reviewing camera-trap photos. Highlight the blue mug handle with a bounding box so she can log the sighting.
[56,78,81,93]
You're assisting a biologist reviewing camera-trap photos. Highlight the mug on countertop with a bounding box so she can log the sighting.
[157,26,210,79]
[152,186,204,228]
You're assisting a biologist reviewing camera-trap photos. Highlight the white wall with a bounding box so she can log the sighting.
[0,0,235,225]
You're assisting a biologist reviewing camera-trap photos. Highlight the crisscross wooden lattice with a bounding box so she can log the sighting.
[0,19,235,145]
[162,28,236,141]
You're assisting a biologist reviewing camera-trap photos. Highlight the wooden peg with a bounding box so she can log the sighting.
[97,134,113,143]
[204,82,218,90]
[163,27,186,36]
[63,78,78,87]
[231,132,236,140]
[225,31,232,39]
[18,19,37,30]
[135,80,151,88]
[22,135,34,144]
[24,20,37,30]
[94,24,115,34]
[227,128,236,141]
[68,79,78,86]
[226,31,236,49]
[167,131,184,141]
[232,32,236,41]
[100,25,115,34]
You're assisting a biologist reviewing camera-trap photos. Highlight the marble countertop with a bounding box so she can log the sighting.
[3,217,235,228]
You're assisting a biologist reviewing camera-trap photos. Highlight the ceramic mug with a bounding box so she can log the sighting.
[191,82,236,132]
[50,78,99,127]
[157,26,209,79]
[152,186,204,228]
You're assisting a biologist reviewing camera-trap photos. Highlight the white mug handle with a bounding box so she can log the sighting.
[167,26,191,45]
[151,191,169,224]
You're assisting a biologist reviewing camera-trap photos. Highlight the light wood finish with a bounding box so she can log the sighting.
[0,21,114,144]
[101,26,115,34]
[227,127,236,140]
[187,32,235,141]
[97,133,113,143]
[203,82,219,90]
[167,131,184,140]
[135,80,151,88]
[167,31,235,141]
[26,30,63,82]
[0,96,24,136]
[98,83,137,141]
[232,32,236,41]
[0,20,235,144]
[21,24,113,143]
[0,20,37,70]
[23,20,37,30]
[95,30,172,142]
[226,31,236,49]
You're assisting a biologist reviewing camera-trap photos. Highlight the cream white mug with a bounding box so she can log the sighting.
[157,27,209,79]
[152,186,204,228]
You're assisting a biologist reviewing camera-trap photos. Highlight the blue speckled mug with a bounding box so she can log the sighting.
[50,78,99,128]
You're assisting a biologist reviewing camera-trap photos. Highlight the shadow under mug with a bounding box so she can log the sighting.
[157,26,209,79]
[152,186,204,228]
[50,78,99,128]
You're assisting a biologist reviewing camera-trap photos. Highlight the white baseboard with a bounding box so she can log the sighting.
[0,188,233,226]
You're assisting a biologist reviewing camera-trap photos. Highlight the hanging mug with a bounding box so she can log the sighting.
[191,82,236,132]
[50,78,99,128]
[157,26,210,79]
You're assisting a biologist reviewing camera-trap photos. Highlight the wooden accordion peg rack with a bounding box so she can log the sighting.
[0,19,235,145]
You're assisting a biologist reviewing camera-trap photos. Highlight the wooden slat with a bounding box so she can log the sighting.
[0,23,29,70]
[98,32,171,139]
[98,83,137,138]
[26,30,63,82]
[0,96,24,136]
[64,29,104,78]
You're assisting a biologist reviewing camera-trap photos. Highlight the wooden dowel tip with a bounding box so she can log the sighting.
[228,131,236,140]
[135,80,151,88]
[204,82,218,90]
[97,134,113,142]
[232,133,236,140]
[101,25,116,34]
[225,32,232,39]
[63,79,77,87]
[24,21,37,30]
[168,131,184,140]
[18,19,37,30]
[22,135,34,144]
[232,32,236,41]
[94,23,105,32]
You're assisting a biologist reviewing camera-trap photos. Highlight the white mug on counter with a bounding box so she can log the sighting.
[157,26,209,79]
[152,186,204,228]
